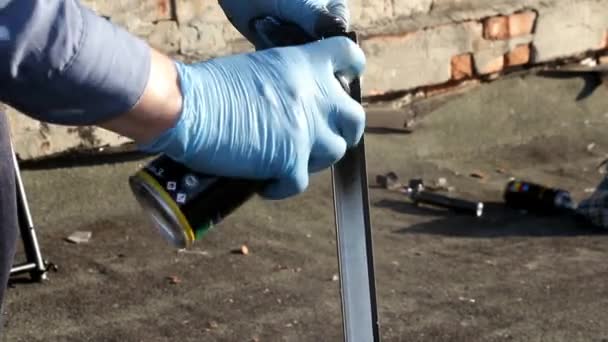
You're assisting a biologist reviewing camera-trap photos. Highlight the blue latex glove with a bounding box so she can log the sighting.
[219,0,348,48]
[140,37,366,200]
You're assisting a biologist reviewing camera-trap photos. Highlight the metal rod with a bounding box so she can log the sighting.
[412,191,484,217]
[332,31,381,342]
[10,262,37,275]
[10,144,47,281]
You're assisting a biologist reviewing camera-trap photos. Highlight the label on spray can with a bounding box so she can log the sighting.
[130,155,264,248]
[503,179,575,213]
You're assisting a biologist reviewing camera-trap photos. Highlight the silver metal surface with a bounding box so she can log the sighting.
[332,32,380,342]
[11,143,47,280]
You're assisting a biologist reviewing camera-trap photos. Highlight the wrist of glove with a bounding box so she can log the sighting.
[139,37,366,200]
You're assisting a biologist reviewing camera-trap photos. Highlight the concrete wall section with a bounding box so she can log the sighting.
[533,0,608,62]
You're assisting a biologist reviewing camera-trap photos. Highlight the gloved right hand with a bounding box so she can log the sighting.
[219,0,349,49]
[139,37,366,200]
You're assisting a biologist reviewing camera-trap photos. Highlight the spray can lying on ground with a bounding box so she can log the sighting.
[503,179,576,213]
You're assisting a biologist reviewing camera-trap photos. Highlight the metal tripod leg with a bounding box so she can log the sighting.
[9,144,48,282]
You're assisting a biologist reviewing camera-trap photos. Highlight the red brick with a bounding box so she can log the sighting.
[483,16,509,40]
[477,56,505,75]
[156,0,170,19]
[505,44,531,66]
[451,53,474,80]
[508,11,537,37]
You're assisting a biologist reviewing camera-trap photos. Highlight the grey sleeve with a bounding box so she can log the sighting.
[0,0,151,126]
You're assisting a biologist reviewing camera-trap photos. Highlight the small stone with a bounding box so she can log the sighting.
[208,320,219,329]
[395,93,414,107]
[470,171,486,179]
[65,231,92,244]
[232,245,250,255]
[587,143,596,152]
[584,188,596,193]
[391,261,400,266]
[305,233,312,238]
[294,267,302,273]
[331,274,339,282]
[274,264,289,271]
[251,337,260,342]
[285,323,293,328]
[227,298,234,303]
[581,57,598,67]
[376,172,401,190]
[178,249,210,256]
[276,298,282,304]
[112,303,119,309]
[458,296,476,303]
[426,177,450,191]
[166,275,181,285]
[436,177,448,187]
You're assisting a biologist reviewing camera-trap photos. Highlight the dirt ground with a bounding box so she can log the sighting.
[4,72,608,342]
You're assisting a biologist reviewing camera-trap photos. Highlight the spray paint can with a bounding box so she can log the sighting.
[503,179,576,213]
[129,155,265,249]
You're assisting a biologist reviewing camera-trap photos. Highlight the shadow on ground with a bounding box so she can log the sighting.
[375,198,606,238]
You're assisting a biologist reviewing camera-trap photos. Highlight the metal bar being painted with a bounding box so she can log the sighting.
[332,31,381,342]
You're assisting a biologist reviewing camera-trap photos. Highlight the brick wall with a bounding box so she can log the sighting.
[7,0,608,159]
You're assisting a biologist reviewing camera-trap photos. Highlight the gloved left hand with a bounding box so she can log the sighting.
[219,0,349,49]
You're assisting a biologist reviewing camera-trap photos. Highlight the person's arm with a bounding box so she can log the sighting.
[0,0,180,144]
[0,0,366,200]
[99,49,182,144]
